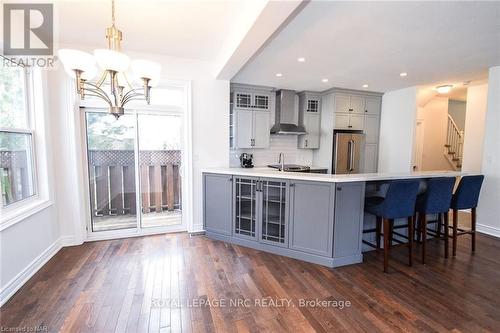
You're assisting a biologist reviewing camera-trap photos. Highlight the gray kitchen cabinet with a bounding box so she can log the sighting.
[334,94,364,114]
[333,182,365,259]
[298,93,321,149]
[334,113,364,130]
[253,111,271,148]
[299,114,321,148]
[260,178,289,247]
[234,109,270,148]
[231,85,272,149]
[289,180,335,257]
[363,144,378,173]
[364,115,380,144]
[233,176,259,240]
[204,173,233,236]
[365,97,381,115]
[233,176,289,246]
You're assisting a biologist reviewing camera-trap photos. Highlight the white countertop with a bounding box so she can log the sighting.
[201,167,465,183]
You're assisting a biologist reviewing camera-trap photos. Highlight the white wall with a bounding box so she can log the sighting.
[0,71,61,305]
[416,96,453,171]
[477,66,500,237]
[378,87,418,173]
[461,84,489,173]
[448,99,466,131]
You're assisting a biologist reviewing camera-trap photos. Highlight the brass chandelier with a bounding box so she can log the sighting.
[58,0,161,118]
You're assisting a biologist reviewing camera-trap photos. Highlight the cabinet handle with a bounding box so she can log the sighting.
[348,125,353,128]
[305,139,308,147]
[365,109,368,113]
[337,187,342,191]
[349,108,353,112]
[290,183,294,187]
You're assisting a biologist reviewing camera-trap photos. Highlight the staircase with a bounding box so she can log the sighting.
[444,114,464,170]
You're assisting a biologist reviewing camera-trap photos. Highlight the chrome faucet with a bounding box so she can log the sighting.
[278,152,285,171]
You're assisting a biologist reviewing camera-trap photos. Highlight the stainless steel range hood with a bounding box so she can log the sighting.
[270,90,306,135]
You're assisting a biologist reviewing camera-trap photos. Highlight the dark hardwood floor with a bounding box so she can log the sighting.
[1,225,500,332]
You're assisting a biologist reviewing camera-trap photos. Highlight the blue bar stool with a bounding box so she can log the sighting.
[365,179,421,273]
[415,177,456,263]
[450,175,484,256]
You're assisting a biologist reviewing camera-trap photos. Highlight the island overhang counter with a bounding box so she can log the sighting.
[202,168,462,268]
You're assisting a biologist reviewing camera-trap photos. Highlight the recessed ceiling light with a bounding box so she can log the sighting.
[400,72,408,77]
[275,73,283,77]
[297,57,305,62]
[362,84,369,88]
[436,85,453,94]
[322,78,329,83]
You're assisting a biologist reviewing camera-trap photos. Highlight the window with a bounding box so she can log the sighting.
[0,65,36,207]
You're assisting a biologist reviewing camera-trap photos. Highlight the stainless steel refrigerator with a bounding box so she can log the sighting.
[332,132,365,174]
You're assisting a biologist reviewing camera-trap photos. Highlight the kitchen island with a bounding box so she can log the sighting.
[202,168,462,268]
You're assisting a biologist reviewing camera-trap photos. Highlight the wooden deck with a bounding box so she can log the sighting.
[1,217,499,332]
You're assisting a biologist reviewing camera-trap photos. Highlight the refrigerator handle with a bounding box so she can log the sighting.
[350,140,356,172]
[347,140,353,172]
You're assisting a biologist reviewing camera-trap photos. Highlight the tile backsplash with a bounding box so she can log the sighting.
[229,135,314,167]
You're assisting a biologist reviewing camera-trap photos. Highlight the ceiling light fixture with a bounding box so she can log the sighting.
[58,0,161,118]
[276,73,283,77]
[297,57,305,62]
[436,85,453,94]
[322,78,329,83]
[400,72,408,77]
[362,84,369,88]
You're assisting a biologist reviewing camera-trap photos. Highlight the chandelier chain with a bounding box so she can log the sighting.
[111,0,116,26]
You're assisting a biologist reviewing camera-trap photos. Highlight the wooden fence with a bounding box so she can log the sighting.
[0,150,31,206]
[88,149,181,218]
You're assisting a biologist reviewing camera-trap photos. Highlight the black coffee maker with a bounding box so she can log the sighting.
[239,153,254,168]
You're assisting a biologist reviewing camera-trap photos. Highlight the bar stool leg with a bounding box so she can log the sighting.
[416,212,421,243]
[436,213,442,239]
[408,216,414,266]
[444,211,449,258]
[471,207,477,253]
[453,209,458,256]
[376,216,382,251]
[383,218,390,273]
[421,213,427,264]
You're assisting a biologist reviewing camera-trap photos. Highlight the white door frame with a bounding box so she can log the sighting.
[77,80,193,241]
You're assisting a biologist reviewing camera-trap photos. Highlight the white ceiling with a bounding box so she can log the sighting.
[54,0,259,61]
[232,1,500,93]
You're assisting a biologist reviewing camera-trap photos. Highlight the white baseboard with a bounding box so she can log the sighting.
[477,223,500,238]
[0,237,63,307]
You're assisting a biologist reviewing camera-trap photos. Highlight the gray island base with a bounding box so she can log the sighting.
[202,168,462,268]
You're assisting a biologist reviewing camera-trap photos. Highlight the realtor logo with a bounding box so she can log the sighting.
[3,3,53,56]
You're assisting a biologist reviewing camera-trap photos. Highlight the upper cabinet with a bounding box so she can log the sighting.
[334,94,365,114]
[298,92,321,149]
[230,85,273,149]
[333,91,382,172]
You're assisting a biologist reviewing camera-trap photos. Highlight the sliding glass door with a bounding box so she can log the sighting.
[84,111,183,233]
[138,114,182,228]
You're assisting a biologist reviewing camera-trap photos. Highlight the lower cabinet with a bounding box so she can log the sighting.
[333,182,365,259]
[204,173,233,236]
[203,173,365,267]
[289,180,335,257]
[233,176,289,247]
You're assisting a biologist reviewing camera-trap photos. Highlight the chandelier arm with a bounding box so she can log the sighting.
[81,86,113,105]
[82,85,112,104]
[122,93,146,105]
[83,93,114,107]
[122,88,144,100]
[122,97,149,106]
[95,71,108,88]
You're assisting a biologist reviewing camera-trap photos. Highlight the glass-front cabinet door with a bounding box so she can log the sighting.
[233,177,258,239]
[260,179,289,247]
